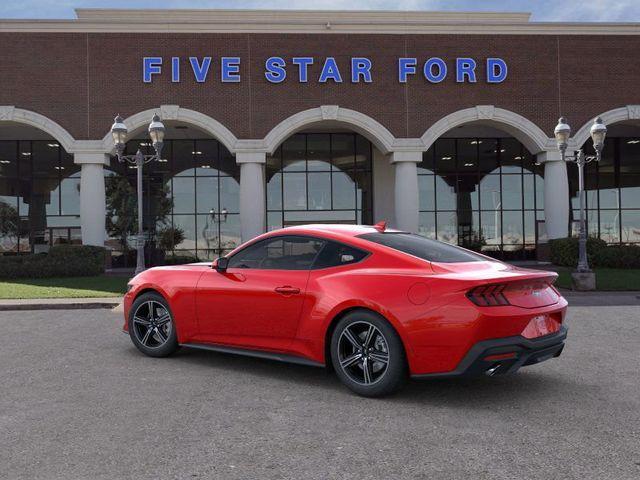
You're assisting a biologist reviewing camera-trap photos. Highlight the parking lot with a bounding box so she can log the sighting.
[1,303,639,480]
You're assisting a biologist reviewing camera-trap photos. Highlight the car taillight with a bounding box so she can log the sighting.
[466,284,510,306]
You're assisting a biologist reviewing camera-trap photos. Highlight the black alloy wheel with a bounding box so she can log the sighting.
[128,292,179,357]
[331,310,407,397]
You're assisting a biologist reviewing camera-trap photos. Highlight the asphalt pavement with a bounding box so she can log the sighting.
[1,304,639,480]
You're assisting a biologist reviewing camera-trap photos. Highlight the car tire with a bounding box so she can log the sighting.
[128,292,179,358]
[330,310,407,397]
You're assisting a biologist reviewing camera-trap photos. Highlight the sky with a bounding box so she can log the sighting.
[1,0,640,22]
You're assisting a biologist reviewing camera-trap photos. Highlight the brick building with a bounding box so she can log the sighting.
[0,9,639,263]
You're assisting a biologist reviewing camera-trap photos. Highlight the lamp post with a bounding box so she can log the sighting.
[202,207,229,258]
[110,114,166,275]
[553,116,607,277]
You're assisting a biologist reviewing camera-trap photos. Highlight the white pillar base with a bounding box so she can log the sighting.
[538,151,569,240]
[75,153,109,247]
[238,152,266,242]
[391,151,421,233]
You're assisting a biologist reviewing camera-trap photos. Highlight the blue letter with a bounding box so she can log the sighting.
[171,57,180,83]
[143,57,162,83]
[456,58,477,83]
[424,57,447,83]
[292,57,314,82]
[189,57,211,83]
[351,57,372,83]
[487,58,508,83]
[398,58,417,83]
[221,57,241,83]
[265,56,286,83]
[319,57,343,83]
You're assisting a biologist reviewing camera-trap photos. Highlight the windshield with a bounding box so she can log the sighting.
[357,232,486,263]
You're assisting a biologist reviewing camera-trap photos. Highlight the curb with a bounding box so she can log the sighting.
[0,299,122,312]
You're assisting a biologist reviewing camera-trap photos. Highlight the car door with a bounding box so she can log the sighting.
[195,235,325,352]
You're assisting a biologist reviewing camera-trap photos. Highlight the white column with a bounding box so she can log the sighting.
[391,151,421,233]
[75,152,109,247]
[237,151,266,242]
[538,151,569,239]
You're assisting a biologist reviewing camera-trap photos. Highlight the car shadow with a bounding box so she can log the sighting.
[129,344,587,407]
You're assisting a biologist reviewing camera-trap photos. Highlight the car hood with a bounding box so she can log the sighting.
[150,262,212,271]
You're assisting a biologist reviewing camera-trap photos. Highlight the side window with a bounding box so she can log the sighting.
[227,236,325,270]
[312,241,369,269]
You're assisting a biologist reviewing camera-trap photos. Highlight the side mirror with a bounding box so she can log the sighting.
[214,256,229,272]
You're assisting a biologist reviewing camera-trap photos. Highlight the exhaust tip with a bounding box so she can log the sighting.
[485,365,501,377]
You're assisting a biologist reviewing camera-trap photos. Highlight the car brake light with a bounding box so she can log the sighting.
[467,284,510,306]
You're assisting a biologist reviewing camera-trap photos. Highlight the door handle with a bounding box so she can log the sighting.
[275,286,301,295]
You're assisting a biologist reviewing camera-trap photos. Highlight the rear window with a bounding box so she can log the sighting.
[312,241,369,269]
[357,233,485,263]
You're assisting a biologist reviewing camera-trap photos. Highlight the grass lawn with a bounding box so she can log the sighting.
[0,276,129,299]
[554,267,640,291]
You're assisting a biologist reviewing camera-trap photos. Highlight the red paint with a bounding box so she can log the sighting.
[123,225,568,376]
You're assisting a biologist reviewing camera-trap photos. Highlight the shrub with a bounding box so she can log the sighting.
[156,227,185,252]
[549,237,607,267]
[0,245,106,279]
[593,245,640,269]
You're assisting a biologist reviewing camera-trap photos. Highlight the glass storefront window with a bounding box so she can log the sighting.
[266,133,373,229]
[0,140,80,254]
[419,137,544,259]
[106,138,240,265]
[569,137,640,245]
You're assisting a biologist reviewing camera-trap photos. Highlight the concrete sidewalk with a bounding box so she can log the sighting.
[560,290,640,306]
[0,297,122,311]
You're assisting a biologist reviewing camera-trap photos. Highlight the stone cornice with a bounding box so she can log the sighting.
[0,9,639,35]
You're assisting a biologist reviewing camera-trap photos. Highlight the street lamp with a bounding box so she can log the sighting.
[554,116,607,276]
[110,113,165,275]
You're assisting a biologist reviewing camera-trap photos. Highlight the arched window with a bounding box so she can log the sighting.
[106,138,240,266]
[0,140,80,254]
[266,133,373,230]
[418,137,544,260]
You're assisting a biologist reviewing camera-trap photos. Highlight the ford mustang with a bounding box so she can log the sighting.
[123,223,568,397]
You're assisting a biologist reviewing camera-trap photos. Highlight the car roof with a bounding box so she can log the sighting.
[265,224,405,241]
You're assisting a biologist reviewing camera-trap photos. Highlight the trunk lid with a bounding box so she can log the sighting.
[431,260,560,309]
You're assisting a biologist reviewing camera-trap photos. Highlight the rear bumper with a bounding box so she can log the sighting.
[412,325,567,379]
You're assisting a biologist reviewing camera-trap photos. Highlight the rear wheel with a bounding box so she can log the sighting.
[330,310,407,397]
[128,292,179,358]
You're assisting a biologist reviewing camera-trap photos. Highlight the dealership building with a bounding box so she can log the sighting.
[1,9,639,264]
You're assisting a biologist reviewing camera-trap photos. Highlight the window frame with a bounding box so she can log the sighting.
[357,232,489,264]
[226,234,327,271]
[310,238,371,270]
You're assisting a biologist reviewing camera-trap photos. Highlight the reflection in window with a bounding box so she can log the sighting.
[418,137,544,259]
[266,133,373,229]
[106,139,240,265]
[570,137,640,244]
[0,140,80,254]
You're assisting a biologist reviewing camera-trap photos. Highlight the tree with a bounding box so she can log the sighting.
[105,175,172,252]
[0,201,21,250]
[156,226,185,252]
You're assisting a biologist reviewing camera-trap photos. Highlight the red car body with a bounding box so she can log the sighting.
[123,224,567,378]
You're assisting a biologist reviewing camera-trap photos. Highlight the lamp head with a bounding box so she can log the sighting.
[554,117,571,154]
[590,116,607,155]
[148,113,165,157]
[110,115,128,155]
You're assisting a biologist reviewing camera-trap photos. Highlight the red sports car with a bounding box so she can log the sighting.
[123,223,568,397]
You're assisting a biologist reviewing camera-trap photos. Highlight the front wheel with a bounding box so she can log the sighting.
[128,292,179,358]
[330,311,407,397]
